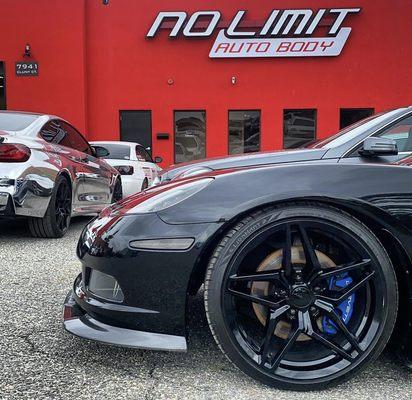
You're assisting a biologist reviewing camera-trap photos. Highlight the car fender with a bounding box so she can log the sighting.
[0,149,76,218]
[160,163,412,362]
[185,192,412,368]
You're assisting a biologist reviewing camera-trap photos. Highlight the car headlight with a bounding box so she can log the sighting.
[126,178,213,214]
[173,167,213,180]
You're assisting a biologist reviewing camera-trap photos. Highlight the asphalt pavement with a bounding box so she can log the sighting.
[0,217,411,400]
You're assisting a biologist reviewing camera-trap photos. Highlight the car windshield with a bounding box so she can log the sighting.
[97,143,131,160]
[304,109,403,149]
[0,113,39,131]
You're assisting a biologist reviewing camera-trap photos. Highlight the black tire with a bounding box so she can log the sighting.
[141,178,149,191]
[204,204,398,390]
[28,175,72,238]
[112,178,123,203]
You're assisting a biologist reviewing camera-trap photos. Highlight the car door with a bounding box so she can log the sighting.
[59,121,113,209]
[39,120,85,211]
[339,114,412,164]
[135,145,158,185]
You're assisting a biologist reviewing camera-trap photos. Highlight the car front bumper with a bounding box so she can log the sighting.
[63,280,187,351]
[63,212,223,349]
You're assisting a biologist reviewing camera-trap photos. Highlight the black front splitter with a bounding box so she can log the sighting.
[63,291,187,352]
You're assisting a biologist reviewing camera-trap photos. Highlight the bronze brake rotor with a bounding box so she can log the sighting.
[251,245,336,341]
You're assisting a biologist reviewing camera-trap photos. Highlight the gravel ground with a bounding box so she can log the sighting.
[1,217,411,400]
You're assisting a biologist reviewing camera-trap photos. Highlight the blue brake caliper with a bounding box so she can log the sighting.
[322,273,355,335]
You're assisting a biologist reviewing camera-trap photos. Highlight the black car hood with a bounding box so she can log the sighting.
[161,148,328,181]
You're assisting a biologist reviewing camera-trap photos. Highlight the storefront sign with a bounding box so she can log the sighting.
[147,8,361,59]
[15,61,39,76]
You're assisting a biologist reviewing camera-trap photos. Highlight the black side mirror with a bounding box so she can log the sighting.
[92,145,110,158]
[359,137,398,157]
[154,156,163,164]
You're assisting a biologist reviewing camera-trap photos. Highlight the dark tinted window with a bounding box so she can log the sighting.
[0,113,38,131]
[60,121,92,155]
[376,115,412,152]
[307,112,391,149]
[41,120,92,155]
[340,108,374,129]
[40,120,71,147]
[174,111,206,163]
[98,143,131,160]
[229,110,260,154]
[283,109,316,149]
[136,145,153,162]
[395,154,412,166]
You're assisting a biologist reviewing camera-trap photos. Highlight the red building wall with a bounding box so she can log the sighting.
[0,0,88,132]
[1,0,411,167]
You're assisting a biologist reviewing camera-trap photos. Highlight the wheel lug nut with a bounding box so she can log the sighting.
[290,308,296,315]
[310,306,316,313]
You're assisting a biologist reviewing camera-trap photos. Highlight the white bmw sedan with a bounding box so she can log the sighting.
[91,141,162,197]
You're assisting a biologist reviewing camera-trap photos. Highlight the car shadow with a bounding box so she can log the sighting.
[0,216,93,239]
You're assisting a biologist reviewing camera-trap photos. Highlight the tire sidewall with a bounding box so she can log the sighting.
[112,178,123,202]
[205,205,398,390]
[49,175,72,237]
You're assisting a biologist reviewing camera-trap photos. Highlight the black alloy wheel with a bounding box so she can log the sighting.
[28,175,72,238]
[54,178,71,232]
[204,204,398,390]
[112,179,123,202]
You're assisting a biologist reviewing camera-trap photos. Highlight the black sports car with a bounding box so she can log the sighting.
[155,106,412,183]
[64,158,412,390]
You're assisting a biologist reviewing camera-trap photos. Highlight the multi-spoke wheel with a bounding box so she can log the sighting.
[55,179,71,232]
[204,204,398,390]
[28,175,72,238]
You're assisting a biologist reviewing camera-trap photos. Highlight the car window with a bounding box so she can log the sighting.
[60,121,93,155]
[306,110,402,149]
[395,154,412,166]
[97,143,131,160]
[40,120,72,148]
[0,113,39,131]
[41,120,93,155]
[344,113,412,157]
[136,145,153,162]
[376,116,412,152]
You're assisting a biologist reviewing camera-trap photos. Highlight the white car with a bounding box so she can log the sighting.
[91,141,162,197]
